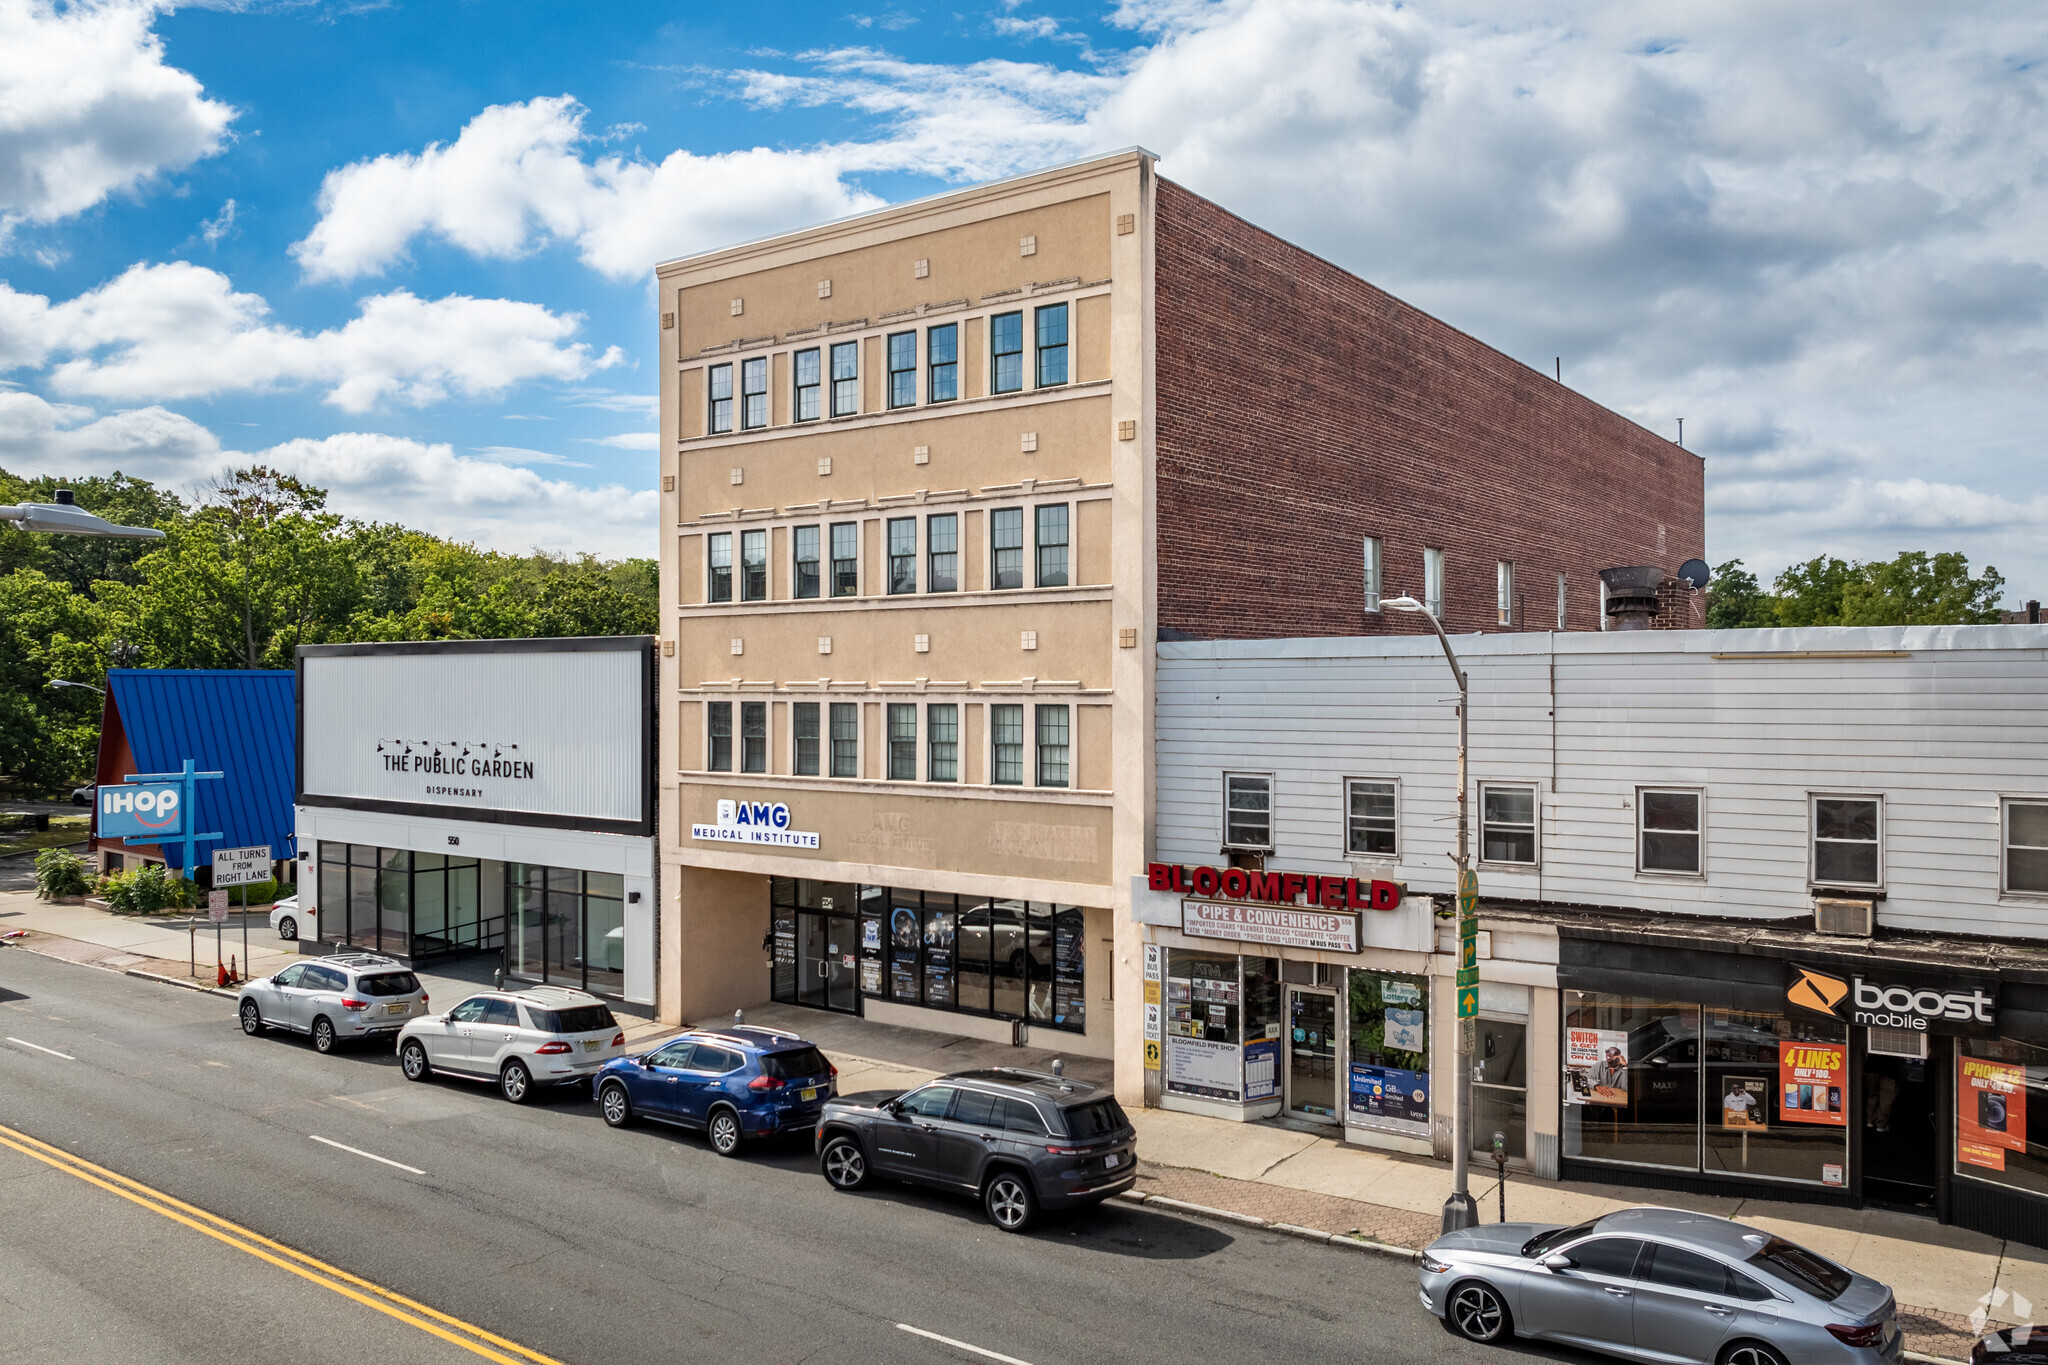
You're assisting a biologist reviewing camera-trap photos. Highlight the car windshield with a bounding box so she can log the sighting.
[529,1004,617,1035]
[356,972,419,997]
[761,1047,830,1080]
[1522,1220,1601,1258]
[1062,1098,1129,1138]
[1746,1236,1853,1301]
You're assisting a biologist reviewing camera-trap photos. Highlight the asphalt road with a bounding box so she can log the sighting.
[0,948,1584,1365]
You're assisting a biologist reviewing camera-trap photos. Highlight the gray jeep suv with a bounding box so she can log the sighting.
[814,1067,1135,1232]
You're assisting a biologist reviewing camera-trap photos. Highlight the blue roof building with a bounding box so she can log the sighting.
[91,669,297,879]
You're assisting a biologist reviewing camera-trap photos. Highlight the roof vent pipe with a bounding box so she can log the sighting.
[1598,566,1666,631]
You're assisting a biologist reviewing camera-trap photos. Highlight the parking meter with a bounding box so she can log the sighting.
[1492,1130,1508,1222]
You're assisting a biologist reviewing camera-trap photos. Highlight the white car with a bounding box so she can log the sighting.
[396,986,625,1103]
[269,894,311,942]
[237,954,428,1053]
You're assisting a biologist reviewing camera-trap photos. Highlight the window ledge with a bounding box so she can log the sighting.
[679,378,1113,447]
[673,770,1113,805]
[676,583,1112,618]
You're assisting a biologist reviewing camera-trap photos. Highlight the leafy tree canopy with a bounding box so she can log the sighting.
[1707,551,2006,629]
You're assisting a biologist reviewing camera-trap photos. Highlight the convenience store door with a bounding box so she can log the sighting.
[1286,988,1340,1123]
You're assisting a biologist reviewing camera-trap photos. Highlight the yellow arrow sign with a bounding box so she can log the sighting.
[1458,986,1479,1019]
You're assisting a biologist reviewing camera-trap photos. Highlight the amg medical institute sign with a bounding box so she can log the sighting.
[1147,861,1405,955]
[692,799,820,849]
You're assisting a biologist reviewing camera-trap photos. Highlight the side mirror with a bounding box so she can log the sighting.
[1541,1254,1574,1272]
[640,1055,658,1069]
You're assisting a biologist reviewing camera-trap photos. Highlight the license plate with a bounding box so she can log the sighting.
[1104,1152,1120,1168]
[386,1003,408,1015]
[581,1039,602,1051]
[801,1087,817,1101]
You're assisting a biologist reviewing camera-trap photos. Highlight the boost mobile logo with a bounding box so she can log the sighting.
[1788,968,1849,1016]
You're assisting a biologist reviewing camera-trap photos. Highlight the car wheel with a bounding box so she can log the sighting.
[1445,1280,1511,1344]
[311,1016,337,1054]
[276,916,297,942]
[239,1000,264,1035]
[400,1039,431,1082]
[707,1105,744,1156]
[599,1080,633,1128]
[499,1059,532,1104]
[1717,1344,1789,1365]
[984,1170,1038,1233]
[821,1135,868,1190]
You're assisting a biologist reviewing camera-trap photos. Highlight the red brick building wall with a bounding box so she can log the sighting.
[1152,178,1705,640]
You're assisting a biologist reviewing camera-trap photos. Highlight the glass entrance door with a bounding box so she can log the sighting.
[1472,1018,1529,1160]
[798,912,859,1014]
[1286,988,1339,1122]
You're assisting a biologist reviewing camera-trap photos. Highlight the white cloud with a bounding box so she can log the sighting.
[0,260,620,411]
[579,431,657,450]
[0,0,235,244]
[198,197,236,246]
[470,444,590,468]
[0,387,221,483]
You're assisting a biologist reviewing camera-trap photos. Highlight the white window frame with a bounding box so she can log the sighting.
[1223,772,1275,851]
[1809,792,1883,891]
[1556,571,1568,631]
[1497,560,1514,627]
[989,702,1027,787]
[791,701,822,776]
[1344,777,1400,860]
[885,702,918,782]
[1033,703,1071,788]
[1424,548,1445,620]
[827,701,861,780]
[2003,797,2048,898]
[1636,787,1704,878]
[1362,536,1383,613]
[705,699,733,774]
[1478,781,1539,868]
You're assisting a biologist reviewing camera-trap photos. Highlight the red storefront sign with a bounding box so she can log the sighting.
[1958,1055,2028,1171]
[1147,862,1404,912]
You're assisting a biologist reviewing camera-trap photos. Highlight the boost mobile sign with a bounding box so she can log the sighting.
[691,799,820,849]
[1786,963,1998,1036]
[98,783,185,840]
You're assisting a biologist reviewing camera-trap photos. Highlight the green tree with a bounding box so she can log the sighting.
[1768,555,1858,627]
[1839,551,2004,626]
[0,568,106,791]
[1704,560,1775,629]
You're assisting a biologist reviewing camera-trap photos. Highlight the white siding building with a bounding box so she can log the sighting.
[1145,625,2048,1247]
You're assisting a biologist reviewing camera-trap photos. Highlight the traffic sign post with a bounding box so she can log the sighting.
[214,845,271,989]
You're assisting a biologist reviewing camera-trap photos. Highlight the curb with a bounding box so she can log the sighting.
[1116,1189,1420,1261]
[124,967,238,999]
[1906,1354,1965,1365]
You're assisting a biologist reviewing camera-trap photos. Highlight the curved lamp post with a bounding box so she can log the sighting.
[1383,594,1479,1233]
[0,489,164,539]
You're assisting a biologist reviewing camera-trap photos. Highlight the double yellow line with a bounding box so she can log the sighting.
[0,1120,563,1365]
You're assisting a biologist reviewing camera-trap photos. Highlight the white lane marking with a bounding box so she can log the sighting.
[5,1037,74,1060]
[896,1324,1037,1365]
[308,1134,425,1175]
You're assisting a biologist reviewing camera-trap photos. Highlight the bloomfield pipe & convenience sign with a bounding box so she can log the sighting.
[1146,862,1404,911]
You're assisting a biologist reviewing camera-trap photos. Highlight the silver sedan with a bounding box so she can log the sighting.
[1418,1206,1902,1365]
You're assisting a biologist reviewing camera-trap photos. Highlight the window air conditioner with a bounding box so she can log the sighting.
[1813,897,1874,938]
[1867,1026,1928,1060]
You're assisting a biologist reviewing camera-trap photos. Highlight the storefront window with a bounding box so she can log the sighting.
[319,842,483,962]
[506,863,628,998]
[1564,992,1703,1171]
[1349,969,1431,1138]
[1166,951,1242,1101]
[1957,1038,2048,1198]
[583,872,625,997]
[1473,984,1529,1160]
[922,897,954,1008]
[837,885,1085,1033]
[1242,958,1284,1104]
[1702,1008,1849,1186]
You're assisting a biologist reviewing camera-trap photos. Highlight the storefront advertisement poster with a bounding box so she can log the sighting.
[1244,1039,1279,1101]
[1383,1007,1426,1053]
[1958,1055,2028,1171]
[1778,1041,1848,1127]
[1381,979,1422,1009]
[1721,1076,1769,1130]
[1166,1036,1243,1101]
[862,920,880,951]
[859,961,882,994]
[1565,1028,1630,1106]
[1349,1064,1429,1126]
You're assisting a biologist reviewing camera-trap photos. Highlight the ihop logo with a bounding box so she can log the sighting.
[98,783,185,838]
[717,799,791,830]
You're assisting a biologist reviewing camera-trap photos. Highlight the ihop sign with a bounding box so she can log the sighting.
[691,799,820,849]
[98,783,186,840]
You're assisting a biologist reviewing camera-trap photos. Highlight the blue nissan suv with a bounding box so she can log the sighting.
[594,1023,837,1156]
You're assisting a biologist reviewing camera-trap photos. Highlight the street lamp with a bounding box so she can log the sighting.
[0,489,164,538]
[46,680,106,696]
[1384,594,1479,1232]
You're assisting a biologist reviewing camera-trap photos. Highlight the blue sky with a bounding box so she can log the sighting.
[3,1,2044,592]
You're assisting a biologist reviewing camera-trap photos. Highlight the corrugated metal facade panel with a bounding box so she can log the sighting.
[107,669,297,872]
[1156,624,2048,940]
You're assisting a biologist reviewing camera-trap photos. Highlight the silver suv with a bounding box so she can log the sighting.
[238,955,428,1054]
[395,986,624,1103]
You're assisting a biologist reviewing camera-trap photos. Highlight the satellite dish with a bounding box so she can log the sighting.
[1678,558,1711,589]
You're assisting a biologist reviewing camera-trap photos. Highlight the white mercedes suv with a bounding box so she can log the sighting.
[395,986,625,1103]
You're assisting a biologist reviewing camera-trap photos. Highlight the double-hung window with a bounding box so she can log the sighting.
[887,518,916,594]
[793,703,820,776]
[707,363,733,434]
[1424,548,1445,619]
[1481,784,1537,865]
[1557,572,1568,630]
[927,704,958,782]
[794,348,822,422]
[1497,561,1514,626]
[1035,505,1069,587]
[740,356,768,430]
[888,704,917,780]
[1638,789,1702,875]
[1224,775,1272,850]
[740,528,767,601]
[741,702,767,773]
[1346,779,1398,857]
[2005,800,2048,895]
[991,311,1024,394]
[706,701,732,772]
[991,705,1024,785]
[1035,303,1068,387]
[1362,536,1383,613]
[991,508,1024,589]
[1812,795,1881,888]
[1036,705,1070,787]
[793,525,821,599]
[928,323,958,403]
[829,341,859,416]
[887,332,916,408]
[707,532,733,603]
[829,522,858,597]
[829,702,859,778]
[927,514,958,593]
